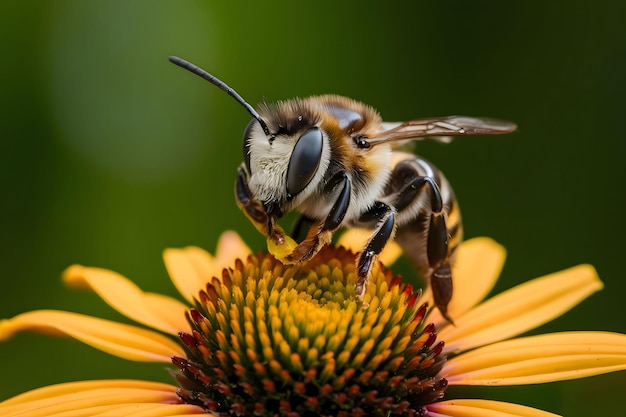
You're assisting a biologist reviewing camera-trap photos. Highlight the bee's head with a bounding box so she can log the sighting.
[167,57,387,216]
[168,56,331,213]
[242,101,331,210]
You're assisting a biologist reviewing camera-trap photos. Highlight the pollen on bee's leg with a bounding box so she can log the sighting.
[266,233,299,263]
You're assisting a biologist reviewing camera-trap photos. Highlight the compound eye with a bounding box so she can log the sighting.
[286,127,323,198]
[242,119,257,173]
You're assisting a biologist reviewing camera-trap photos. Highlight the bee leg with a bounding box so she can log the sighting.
[354,202,396,297]
[428,219,454,324]
[394,173,454,322]
[235,164,286,245]
[421,179,454,323]
[284,172,352,264]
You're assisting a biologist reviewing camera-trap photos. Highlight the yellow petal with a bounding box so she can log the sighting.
[0,380,206,417]
[1,380,178,405]
[336,228,403,266]
[63,265,189,335]
[0,310,184,362]
[439,264,603,353]
[2,404,207,417]
[163,246,214,303]
[424,237,506,326]
[443,331,626,386]
[425,399,560,417]
[164,232,251,303]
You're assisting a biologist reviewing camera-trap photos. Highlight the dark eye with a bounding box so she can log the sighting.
[242,119,256,173]
[286,127,323,198]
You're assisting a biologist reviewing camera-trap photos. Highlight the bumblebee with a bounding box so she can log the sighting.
[170,56,516,321]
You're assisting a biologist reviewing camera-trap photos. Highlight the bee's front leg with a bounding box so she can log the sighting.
[283,172,352,264]
[235,165,288,246]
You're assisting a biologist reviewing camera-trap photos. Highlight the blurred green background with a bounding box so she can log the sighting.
[1,1,624,415]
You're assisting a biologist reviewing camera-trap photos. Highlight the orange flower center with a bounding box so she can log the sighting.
[172,245,448,416]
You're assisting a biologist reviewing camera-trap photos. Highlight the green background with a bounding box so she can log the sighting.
[1,1,624,415]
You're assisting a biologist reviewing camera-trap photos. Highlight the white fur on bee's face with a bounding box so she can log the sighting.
[245,122,331,207]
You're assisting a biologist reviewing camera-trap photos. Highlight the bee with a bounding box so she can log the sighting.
[169,56,516,321]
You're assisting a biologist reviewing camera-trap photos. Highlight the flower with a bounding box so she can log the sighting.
[1,230,625,417]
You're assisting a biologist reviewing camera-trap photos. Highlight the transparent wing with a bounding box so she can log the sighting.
[369,116,517,145]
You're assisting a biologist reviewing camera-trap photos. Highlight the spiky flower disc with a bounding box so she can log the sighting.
[172,246,447,416]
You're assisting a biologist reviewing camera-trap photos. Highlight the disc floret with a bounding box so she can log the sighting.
[172,246,447,416]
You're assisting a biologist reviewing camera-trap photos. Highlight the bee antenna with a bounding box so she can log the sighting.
[168,56,271,137]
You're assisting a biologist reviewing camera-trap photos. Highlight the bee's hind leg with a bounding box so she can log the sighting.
[235,164,287,244]
[390,163,455,322]
[413,177,454,323]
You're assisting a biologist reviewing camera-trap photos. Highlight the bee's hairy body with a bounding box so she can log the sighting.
[168,56,515,322]
[239,95,463,320]
[246,96,392,223]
